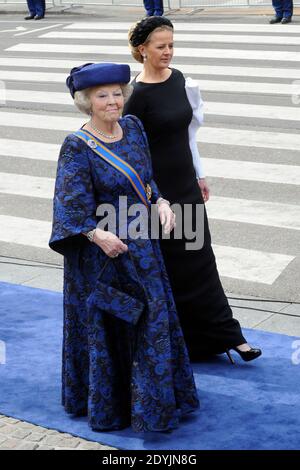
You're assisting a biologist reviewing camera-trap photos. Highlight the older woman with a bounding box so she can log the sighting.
[124,17,262,364]
[49,62,199,433]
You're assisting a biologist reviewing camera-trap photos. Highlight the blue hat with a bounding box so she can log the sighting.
[66,62,131,98]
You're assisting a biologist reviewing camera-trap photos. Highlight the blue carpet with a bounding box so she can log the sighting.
[0,281,300,450]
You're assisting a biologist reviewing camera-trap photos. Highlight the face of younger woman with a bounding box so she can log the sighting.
[141,29,174,70]
[89,84,124,124]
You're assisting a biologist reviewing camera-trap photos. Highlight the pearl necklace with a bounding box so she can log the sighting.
[89,120,119,140]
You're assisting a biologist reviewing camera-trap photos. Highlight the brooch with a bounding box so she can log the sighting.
[87,139,97,149]
[145,183,152,201]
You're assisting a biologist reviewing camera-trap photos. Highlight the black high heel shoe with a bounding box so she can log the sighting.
[225,347,262,364]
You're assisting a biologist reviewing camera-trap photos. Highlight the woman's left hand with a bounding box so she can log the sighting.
[158,201,176,234]
[198,178,210,202]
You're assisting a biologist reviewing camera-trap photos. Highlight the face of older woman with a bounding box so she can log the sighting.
[89,84,124,123]
[141,29,174,70]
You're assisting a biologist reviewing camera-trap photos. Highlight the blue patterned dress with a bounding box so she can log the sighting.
[49,115,199,432]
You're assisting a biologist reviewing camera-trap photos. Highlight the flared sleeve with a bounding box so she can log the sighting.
[49,134,97,257]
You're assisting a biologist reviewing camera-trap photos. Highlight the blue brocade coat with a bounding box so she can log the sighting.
[49,115,199,432]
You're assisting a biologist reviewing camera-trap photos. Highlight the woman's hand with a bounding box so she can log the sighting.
[93,228,128,258]
[197,178,210,202]
[157,201,176,234]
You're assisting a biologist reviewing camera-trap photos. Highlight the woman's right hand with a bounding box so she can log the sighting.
[93,228,128,258]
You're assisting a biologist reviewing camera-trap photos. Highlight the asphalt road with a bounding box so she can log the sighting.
[0,10,299,301]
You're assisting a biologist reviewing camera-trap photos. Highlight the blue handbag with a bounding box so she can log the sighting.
[86,252,146,326]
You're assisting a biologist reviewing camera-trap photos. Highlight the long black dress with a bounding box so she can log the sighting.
[124,68,246,358]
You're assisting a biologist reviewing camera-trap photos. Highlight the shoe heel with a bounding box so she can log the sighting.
[225,349,235,365]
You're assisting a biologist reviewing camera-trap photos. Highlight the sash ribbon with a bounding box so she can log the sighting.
[74,129,151,209]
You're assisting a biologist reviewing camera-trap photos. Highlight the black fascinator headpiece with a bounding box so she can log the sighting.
[129,16,174,47]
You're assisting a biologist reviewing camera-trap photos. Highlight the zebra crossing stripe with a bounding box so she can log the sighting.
[2,80,296,98]
[0,215,51,249]
[1,112,300,151]
[0,172,54,199]
[212,244,294,285]
[0,70,67,83]
[1,172,299,230]
[4,89,72,105]
[205,102,300,122]
[64,22,300,34]
[0,139,59,161]
[208,196,300,231]
[6,43,300,62]
[2,84,300,120]
[195,80,295,95]
[198,127,300,151]
[1,139,299,185]
[40,31,300,47]
[202,158,300,185]
[0,214,294,284]
[1,57,299,80]
[0,111,84,131]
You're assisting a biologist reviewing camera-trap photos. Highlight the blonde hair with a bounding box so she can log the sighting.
[128,25,173,64]
[74,84,133,115]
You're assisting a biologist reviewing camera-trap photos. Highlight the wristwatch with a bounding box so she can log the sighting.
[86,229,96,242]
